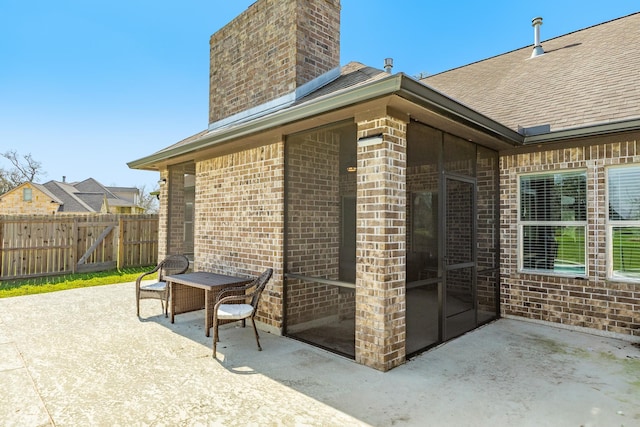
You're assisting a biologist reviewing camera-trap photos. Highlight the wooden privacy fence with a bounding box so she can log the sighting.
[0,214,158,280]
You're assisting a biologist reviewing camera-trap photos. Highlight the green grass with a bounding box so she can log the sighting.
[0,266,156,298]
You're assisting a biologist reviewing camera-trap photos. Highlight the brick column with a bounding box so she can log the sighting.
[355,112,407,371]
[166,166,186,257]
[157,170,169,260]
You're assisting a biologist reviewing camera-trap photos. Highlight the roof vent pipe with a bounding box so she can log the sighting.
[531,17,544,58]
[384,58,393,73]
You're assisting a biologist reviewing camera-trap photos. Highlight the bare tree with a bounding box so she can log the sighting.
[0,151,46,195]
[137,184,159,214]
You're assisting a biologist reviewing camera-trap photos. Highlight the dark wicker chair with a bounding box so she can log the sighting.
[213,268,273,357]
[136,254,190,318]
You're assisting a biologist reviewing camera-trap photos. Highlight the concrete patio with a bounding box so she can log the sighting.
[1,281,638,427]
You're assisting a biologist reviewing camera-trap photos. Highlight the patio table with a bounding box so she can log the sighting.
[165,271,252,337]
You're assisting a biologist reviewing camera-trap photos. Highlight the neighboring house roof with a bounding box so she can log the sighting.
[1,178,142,214]
[30,182,64,204]
[41,178,141,213]
[43,181,93,212]
[107,186,139,192]
[106,198,138,208]
[74,192,105,212]
[106,186,140,204]
[74,178,118,199]
[422,12,640,134]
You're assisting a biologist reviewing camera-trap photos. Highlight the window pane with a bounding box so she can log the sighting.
[23,188,32,201]
[523,225,585,274]
[520,172,586,221]
[611,227,640,279]
[609,167,640,220]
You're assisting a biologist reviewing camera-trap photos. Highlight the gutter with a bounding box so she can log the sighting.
[397,76,524,145]
[522,117,640,144]
[128,74,523,170]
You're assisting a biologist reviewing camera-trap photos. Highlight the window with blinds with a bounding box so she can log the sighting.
[608,166,640,280]
[519,171,587,275]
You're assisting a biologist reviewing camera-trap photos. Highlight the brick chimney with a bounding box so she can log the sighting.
[208,0,341,126]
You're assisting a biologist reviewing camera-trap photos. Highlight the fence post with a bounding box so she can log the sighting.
[0,216,3,279]
[117,216,124,270]
[71,218,78,274]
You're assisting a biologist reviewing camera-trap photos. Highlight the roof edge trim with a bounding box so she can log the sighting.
[397,76,524,145]
[128,75,403,170]
[522,118,640,144]
[129,74,526,170]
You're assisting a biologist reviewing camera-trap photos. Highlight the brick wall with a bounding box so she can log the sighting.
[208,0,340,124]
[195,143,285,330]
[356,115,407,371]
[0,184,60,215]
[500,136,640,338]
[477,147,499,313]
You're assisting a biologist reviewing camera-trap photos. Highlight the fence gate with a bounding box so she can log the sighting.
[75,218,118,273]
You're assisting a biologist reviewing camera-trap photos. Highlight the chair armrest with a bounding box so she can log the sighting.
[215,281,256,303]
[214,293,251,309]
[135,264,163,287]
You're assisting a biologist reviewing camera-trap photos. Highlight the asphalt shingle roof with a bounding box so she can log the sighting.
[157,62,388,154]
[40,178,139,213]
[422,12,640,132]
[43,181,92,212]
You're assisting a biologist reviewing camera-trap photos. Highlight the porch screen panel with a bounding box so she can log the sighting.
[608,166,640,280]
[285,122,357,358]
[406,122,442,354]
[519,171,587,275]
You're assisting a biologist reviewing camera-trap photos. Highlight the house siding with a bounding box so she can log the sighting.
[500,135,640,338]
[194,143,285,331]
[0,184,60,215]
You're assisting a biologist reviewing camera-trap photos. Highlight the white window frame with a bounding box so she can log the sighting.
[23,187,32,202]
[517,170,588,277]
[606,164,640,282]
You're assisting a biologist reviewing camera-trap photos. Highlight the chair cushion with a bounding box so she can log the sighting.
[140,281,166,291]
[217,304,254,320]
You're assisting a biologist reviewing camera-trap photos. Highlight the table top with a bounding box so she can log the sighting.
[164,271,252,290]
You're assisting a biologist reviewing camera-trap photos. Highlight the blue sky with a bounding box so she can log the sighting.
[1,1,637,193]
